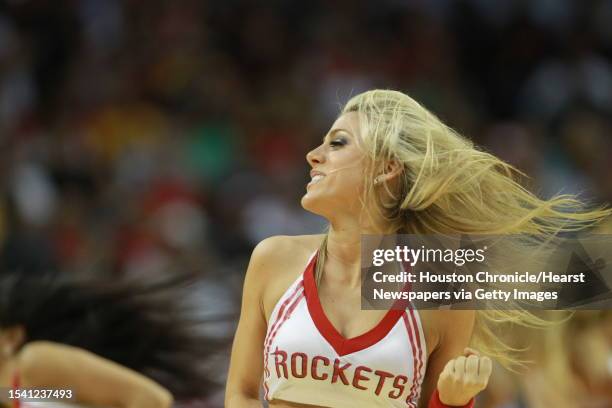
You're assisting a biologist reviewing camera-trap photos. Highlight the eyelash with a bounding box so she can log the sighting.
[329,139,346,147]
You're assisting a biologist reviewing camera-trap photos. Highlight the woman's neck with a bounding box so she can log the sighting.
[325,214,392,287]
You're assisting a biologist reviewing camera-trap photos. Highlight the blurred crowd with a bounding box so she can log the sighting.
[0,0,611,406]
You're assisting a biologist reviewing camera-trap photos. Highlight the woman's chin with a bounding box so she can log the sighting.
[300,193,328,217]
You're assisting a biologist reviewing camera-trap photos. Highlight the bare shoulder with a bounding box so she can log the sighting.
[19,341,70,367]
[249,234,324,277]
[418,310,476,355]
[18,342,173,408]
[18,341,82,384]
[246,234,324,321]
[423,309,475,331]
[431,309,475,322]
[253,234,324,257]
[19,341,98,373]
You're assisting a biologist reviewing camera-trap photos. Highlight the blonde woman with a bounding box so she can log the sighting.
[225,90,610,408]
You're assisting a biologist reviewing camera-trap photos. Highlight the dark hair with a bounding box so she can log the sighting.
[0,271,229,399]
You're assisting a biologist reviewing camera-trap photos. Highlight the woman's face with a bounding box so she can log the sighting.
[301,112,369,219]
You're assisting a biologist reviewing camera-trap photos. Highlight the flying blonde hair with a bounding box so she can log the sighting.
[314,89,611,368]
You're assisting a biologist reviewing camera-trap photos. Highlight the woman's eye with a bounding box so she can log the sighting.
[329,139,346,147]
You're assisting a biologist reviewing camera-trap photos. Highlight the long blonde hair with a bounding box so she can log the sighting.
[314,89,611,367]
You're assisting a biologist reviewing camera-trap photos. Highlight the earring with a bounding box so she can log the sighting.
[374,176,383,185]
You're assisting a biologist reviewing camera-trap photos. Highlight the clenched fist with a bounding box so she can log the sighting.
[437,348,492,406]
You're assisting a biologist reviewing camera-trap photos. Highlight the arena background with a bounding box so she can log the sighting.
[0,1,611,407]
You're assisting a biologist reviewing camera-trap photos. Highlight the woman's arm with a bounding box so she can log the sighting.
[225,237,281,407]
[418,310,490,408]
[17,341,172,408]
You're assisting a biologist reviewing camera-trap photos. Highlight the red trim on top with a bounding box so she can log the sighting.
[263,282,304,374]
[11,371,20,408]
[407,308,425,402]
[263,281,304,400]
[263,291,305,400]
[303,251,406,357]
[401,313,419,408]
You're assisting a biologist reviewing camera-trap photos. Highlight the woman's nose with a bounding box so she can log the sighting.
[306,145,324,166]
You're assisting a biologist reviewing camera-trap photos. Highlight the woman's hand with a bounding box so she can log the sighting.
[436,348,492,406]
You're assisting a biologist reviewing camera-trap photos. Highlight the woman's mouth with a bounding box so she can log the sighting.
[307,173,326,187]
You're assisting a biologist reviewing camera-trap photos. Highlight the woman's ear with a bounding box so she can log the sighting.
[379,160,403,183]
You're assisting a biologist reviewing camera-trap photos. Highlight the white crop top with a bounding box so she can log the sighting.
[262,251,427,407]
